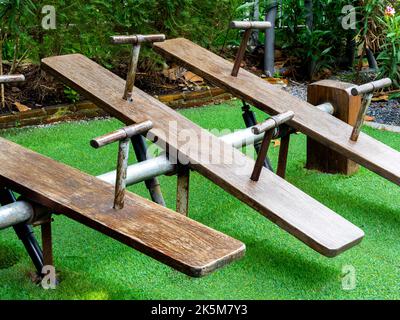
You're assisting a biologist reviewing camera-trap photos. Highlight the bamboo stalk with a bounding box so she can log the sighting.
[9,36,19,75]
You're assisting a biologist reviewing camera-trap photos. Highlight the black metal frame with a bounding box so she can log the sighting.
[131,135,166,206]
[241,102,274,171]
[242,102,296,176]
[0,187,44,275]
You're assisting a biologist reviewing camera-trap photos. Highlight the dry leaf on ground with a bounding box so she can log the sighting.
[183,71,204,84]
[364,115,375,122]
[14,101,31,112]
[372,95,389,102]
[162,66,186,81]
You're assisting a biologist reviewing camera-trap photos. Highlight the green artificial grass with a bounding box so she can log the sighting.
[0,99,399,300]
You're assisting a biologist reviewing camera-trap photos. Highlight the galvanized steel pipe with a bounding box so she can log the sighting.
[0,74,25,84]
[350,78,392,96]
[110,34,166,45]
[97,155,175,186]
[220,127,264,149]
[252,111,295,135]
[97,105,327,188]
[230,21,272,30]
[97,127,267,186]
[91,121,153,149]
[0,201,34,230]
[316,102,334,115]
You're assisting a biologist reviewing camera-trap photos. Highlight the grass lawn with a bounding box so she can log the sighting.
[0,99,399,300]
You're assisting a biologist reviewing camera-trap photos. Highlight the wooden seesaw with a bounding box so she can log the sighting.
[0,74,48,275]
[0,73,245,280]
[152,22,400,186]
[41,33,364,259]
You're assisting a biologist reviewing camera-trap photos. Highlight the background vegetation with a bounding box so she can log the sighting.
[1,0,245,69]
[0,1,399,83]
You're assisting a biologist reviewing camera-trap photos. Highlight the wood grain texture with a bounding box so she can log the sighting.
[153,38,400,186]
[0,138,245,277]
[307,80,361,175]
[42,54,364,257]
[308,80,362,126]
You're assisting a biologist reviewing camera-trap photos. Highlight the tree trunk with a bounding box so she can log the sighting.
[250,0,260,48]
[304,0,313,30]
[304,0,315,79]
[0,34,5,111]
[366,47,378,71]
[264,1,278,77]
[344,30,356,68]
[9,36,19,75]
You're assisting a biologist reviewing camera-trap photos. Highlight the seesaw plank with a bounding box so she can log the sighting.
[0,138,245,277]
[154,38,400,186]
[42,54,364,257]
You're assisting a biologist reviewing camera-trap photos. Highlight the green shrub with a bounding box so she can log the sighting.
[1,0,398,85]
[277,0,354,78]
[1,0,243,70]
[378,6,400,88]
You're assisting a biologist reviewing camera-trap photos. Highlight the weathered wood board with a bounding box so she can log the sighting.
[42,54,364,257]
[0,138,245,277]
[154,38,400,186]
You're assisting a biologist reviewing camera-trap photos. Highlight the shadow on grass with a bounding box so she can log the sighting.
[334,189,399,226]
[244,238,339,287]
[98,233,339,300]
[0,242,22,270]
[292,174,400,230]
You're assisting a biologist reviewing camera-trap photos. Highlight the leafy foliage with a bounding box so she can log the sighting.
[276,0,354,78]
[0,0,35,32]
[378,14,400,88]
[1,0,243,70]
[0,0,35,62]
[0,0,398,86]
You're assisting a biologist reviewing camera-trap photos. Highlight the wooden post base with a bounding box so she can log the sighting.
[306,80,361,175]
[41,220,53,267]
[176,166,190,216]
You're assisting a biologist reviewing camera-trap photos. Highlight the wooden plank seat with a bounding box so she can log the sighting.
[0,138,245,277]
[154,38,400,187]
[42,54,364,257]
